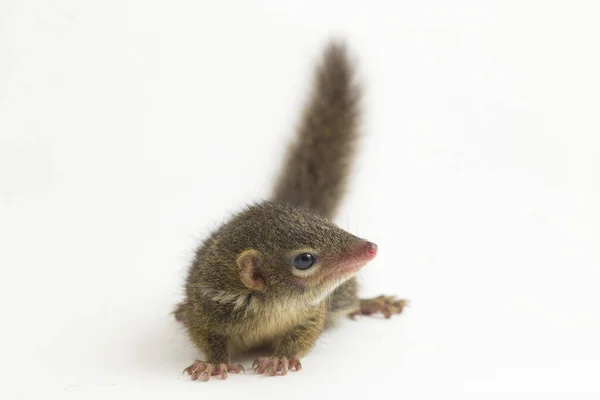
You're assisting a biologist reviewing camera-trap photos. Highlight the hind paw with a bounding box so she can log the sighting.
[350,295,407,319]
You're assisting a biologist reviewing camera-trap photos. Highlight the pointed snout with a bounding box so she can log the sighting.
[365,241,378,259]
[327,239,379,278]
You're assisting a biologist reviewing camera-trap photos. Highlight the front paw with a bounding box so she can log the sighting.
[183,360,244,381]
[252,356,302,376]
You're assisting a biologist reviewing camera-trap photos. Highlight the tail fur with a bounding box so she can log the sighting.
[271,41,362,220]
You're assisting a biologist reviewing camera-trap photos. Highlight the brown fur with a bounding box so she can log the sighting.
[272,41,361,220]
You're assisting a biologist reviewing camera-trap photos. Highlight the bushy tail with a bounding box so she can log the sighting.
[271,41,362,220]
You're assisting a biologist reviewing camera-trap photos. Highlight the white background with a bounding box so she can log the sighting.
[1,1,599,398]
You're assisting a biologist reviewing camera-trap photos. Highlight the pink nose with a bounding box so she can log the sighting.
[366,241,378,256]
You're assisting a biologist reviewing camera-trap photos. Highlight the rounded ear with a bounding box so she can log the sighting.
[236,249,265,291]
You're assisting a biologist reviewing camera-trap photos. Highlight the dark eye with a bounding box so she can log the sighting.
[292,253,316,270]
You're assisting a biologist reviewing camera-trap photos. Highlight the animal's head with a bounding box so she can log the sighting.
[221,202,377,305]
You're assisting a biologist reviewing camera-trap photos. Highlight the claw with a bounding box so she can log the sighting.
[192,367,203,381]
[256,359,269,374]
[216,363,227,380]
[183,360,200,375]
[228,363,245,374]
[269,358,279,376]
[201,364,213,382]
[290,356,302,371]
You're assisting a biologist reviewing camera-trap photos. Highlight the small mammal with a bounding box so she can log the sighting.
[174,41,406,381]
